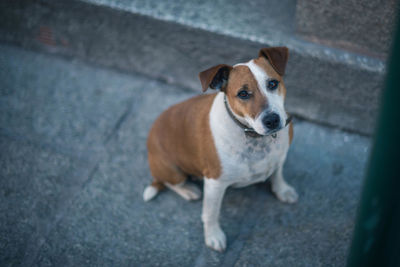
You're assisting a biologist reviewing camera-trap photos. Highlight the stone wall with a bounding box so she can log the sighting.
[296,0,398,58]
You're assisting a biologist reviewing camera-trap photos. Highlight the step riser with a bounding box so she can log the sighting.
[0,0,383,135]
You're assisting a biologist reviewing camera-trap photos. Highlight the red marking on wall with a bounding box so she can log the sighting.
[37,26,56,46]
[60,38,69,47]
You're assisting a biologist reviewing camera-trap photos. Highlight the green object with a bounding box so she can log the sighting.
[346,10,400,267]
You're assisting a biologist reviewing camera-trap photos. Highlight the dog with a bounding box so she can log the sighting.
[143,47,298,252]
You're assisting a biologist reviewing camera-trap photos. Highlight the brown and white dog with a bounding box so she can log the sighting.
[143,47,298,252]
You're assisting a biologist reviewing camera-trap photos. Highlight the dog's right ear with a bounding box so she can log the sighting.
[199,64,232,92]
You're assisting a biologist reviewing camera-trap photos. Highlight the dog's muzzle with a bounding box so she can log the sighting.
[224,94,292,138]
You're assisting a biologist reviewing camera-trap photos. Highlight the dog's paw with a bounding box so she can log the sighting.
[181,183,201,201]
[273,184,298,204]
[205,225,226,252]
[165,182,201,201]
[143,185,159,202]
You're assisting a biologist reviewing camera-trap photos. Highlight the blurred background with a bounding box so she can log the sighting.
[0,0,398,266]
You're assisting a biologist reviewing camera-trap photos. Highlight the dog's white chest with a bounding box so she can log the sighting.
[219,130,288,187]
[209,93,289,186]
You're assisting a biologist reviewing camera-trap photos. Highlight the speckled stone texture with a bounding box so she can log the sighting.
[0,44,371,266]
[296,0,397,58]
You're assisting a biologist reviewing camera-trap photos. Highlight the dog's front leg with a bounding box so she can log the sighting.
[270,165,298,203]
[202,178,228,252]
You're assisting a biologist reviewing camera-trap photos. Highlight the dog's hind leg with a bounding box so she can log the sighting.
[143,180,164,202]
[165,181,201,201]
[146,153,200,201]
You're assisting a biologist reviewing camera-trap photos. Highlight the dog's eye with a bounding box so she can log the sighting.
[267,79,279,90]
[237,90,251,99]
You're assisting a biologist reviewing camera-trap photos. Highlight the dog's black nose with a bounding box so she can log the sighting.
[263,113,280,130]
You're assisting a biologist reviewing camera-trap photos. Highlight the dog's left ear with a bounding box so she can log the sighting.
[258,47,289,76]
[199,64,233,92]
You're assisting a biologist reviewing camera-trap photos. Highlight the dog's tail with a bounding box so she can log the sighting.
[143,181,164,202]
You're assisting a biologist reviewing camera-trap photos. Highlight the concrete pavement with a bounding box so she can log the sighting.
[0,44,370,266]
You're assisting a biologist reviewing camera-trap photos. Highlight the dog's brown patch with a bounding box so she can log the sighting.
[199,64,232,92]
[225,65,267,119]
[147,93,222,183]
[258,47,289,76]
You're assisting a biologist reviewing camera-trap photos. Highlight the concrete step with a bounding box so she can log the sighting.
[0,0,384,136]
[0,44,370,266]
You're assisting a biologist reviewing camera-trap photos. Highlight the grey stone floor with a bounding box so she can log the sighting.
[0,44,371,266]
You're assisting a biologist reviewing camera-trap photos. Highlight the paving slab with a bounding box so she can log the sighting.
[0,44,144,157]
[0,136,93,266]
[0,44,371,266]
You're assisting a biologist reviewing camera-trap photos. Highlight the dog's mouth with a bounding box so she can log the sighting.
[246,115,293,138]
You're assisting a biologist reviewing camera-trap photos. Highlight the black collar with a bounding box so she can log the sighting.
[223,94,293,138]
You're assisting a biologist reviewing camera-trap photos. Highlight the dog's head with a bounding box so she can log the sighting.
[199,47,289,136]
